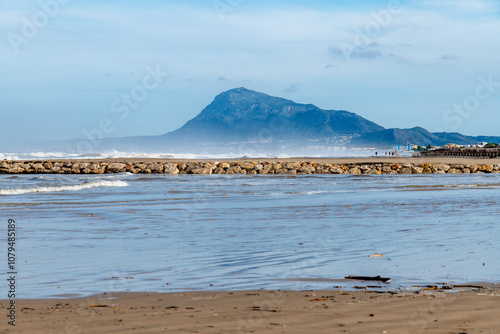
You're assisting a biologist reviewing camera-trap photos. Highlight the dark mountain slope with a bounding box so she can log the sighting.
[163,87,385,142]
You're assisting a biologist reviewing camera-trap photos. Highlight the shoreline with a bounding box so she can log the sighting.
[4,287,500,333]
[1,157,500,175]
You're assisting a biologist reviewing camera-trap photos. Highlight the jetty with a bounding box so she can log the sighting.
[1,158,499,175]
[420,147,500,159]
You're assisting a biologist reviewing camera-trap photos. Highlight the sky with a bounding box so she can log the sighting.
[1,0,500,146]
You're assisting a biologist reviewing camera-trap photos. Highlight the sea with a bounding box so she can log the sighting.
[1,153,499,299]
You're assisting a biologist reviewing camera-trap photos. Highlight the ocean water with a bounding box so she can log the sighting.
[0,147,412,161]
[1,172,499,299]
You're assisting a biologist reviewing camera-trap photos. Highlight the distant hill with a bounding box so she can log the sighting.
[351,127,496,147]
[163,87,384,143]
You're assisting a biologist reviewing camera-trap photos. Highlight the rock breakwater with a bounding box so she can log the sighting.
[1,161,499,175]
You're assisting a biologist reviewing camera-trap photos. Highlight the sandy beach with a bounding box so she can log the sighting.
[3,287,500,333]
[2,156,499,333]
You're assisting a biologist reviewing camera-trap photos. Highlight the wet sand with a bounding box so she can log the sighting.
[3,288,500,333]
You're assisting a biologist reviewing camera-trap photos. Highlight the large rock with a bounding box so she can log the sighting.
[0,162,11,173]
[240,162,256,170]
[147,163,164,173]
[106,163,127,173]
[214,167,226,174]
[192,167,212,174]
[382,165,392,173]
[359,165,371,172]
[259,164,272,174]
[51,166,62,173]
[71,164,83,173]
[299,165,315,174]
[164,163,179,174]
[447,168,462,174]
[75,163,89,170]
[185,163,201,173]
[31,163,45,172]
[436,164,451,172]
[315,167,330,174]
[330,166,344,174]
[468,165,479,173]
[285,162,301,170]
[399,167,412,174]
[479,165,494,173]
[411,166,423,174]
[226,166,242,174]
[347,167,361,174]
[422,167,432,174]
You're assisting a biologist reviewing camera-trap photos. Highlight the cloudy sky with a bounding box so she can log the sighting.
[1,0,499,145]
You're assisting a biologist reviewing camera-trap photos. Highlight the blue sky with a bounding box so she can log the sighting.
[1,0,500,145]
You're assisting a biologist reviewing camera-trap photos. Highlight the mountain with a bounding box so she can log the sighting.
[352,128,500,147]
[352,127,439,146]
[162,87,384,143]
[16,87,497,154]
[98,87,497,152]
[159,87,499,149]
[352,127,490,147]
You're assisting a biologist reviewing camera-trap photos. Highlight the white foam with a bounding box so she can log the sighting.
[0,180,128,196]
[1,148,380,160]
[304,191,329,195]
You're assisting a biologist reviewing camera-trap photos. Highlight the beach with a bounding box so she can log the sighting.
[2,156,499,332]
[4,287,500,333]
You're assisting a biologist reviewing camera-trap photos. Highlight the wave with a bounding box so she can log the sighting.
[269,190,330,197]
[400,183,500,190]
[0,151,84,161]
[0,148,384,160]
[0,180,128,196]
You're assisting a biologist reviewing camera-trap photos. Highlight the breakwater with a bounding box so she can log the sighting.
[1,160,499,174]
[420,147,500,159]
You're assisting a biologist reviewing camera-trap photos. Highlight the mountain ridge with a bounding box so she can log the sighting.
[21,87,497,154]
[163,87,385,143]
[160,87,498,148]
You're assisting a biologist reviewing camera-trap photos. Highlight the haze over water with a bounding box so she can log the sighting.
[1,172,499,299]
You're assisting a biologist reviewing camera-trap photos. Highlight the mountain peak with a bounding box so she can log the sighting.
[168,88,385,142]
[225,87,253,94]
[195,87,297,122]
[213,87,290,105]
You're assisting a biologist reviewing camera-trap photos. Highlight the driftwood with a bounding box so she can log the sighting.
[452,284,484,289]
[345,275,391,283]
[413,285,453,291]
[354,285,383,290]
